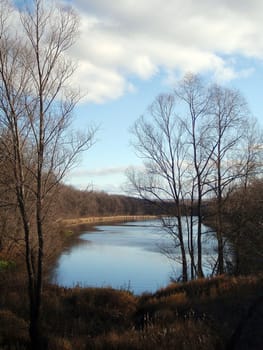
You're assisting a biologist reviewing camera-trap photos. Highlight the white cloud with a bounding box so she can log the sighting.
[66,0,263,102]
[65,166,131,193]
[71,60,128,103]
[69,166,128,177]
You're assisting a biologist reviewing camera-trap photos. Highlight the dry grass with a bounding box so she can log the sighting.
[59,215,157,227]
[89,320,221,350]
[0,273,262,349]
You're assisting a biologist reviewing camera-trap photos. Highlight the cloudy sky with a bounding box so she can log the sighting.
[60,0,263,193]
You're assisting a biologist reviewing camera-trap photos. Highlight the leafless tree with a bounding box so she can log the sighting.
[128,76,216,281]
[235,117,263,188]
[128,93,190,282]
[207,85,249,274]
[128,73,258,282]
[0,0,96,347]
[174,74,217,278]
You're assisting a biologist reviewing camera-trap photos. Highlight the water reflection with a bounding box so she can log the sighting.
[51,219,216,294]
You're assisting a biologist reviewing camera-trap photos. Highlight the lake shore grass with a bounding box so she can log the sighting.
[59,215,158,227]
[0,272,262,349]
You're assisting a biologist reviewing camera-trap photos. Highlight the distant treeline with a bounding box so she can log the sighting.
[56,183,214,219]
[56,184,206,219]
[57,184,163,218]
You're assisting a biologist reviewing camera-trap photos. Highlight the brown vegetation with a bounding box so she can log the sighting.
[56,185,160,219]
[205,179,263,275]
[0,271,262,349]
[60,215,157,227]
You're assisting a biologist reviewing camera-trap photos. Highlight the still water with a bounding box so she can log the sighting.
[51,219,217,294]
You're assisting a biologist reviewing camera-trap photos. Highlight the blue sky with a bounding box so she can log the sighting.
[49,1,263,193]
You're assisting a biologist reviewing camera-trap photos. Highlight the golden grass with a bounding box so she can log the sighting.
[90,320,220,350]
[1,269,262,349]
[59,215,158,227]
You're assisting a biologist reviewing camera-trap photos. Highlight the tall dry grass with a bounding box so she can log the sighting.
[59,215,157,227]
[0,273,262,349]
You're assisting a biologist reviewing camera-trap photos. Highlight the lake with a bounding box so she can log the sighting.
[51,219,217,294]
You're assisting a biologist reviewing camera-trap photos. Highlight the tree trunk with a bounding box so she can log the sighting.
[177,215,188,282]
[197,192,204,278]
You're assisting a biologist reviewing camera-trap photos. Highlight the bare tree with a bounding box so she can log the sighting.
[128,76,217,282]
[174,74,216,278]
[128,73,256,282]
[0,0,95,348]
[128,93,190,282]
[207,85,248,274]
[235,117,263,188]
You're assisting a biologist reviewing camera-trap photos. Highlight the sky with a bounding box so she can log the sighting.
[33,1,263,193]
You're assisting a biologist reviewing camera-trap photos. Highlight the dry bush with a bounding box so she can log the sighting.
[0,309,29,347]
[41,286,137,340]
[0,272,262,349]
[90,320,221,350]
[48,336,73,350]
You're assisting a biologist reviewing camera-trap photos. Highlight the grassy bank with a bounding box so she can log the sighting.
[1,215,262,349]
[0,273,262,349]
[59,215,158,227]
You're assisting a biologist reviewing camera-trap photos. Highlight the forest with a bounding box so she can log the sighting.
[0,0,262,349]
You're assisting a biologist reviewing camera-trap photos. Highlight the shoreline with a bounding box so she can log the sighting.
[59,215,158,228]
[46,215,159,284]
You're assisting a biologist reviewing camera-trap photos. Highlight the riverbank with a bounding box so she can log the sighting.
[1,215,262,349]
[1,272,262,349]
[59,215,158,227]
